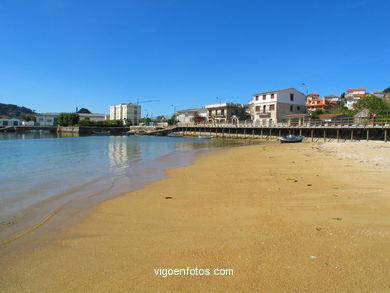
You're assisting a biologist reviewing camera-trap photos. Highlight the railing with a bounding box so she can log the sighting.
[176,116,390,128]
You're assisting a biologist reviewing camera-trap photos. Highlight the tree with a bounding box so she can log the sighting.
[384,87,390,104]
[340,92,346,100]
[57,113,80,126]
[97,120,122,126]
[156,115,166,121]
[139,117,152,125]
[77,108,91,114]
[309,110,324,119]
[20,114,36,122]
[167,115,177,125]
[330,100,355,117]
[79,117,92,125]
[353,94,390,114]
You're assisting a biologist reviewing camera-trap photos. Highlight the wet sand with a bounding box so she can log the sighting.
[1,142,390,292]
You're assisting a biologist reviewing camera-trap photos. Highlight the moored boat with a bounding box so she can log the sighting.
[167,132,183,137]
[124,131,135,136]
[279,135,305,143]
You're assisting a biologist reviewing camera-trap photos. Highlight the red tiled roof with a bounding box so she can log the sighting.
[305,98,337,107]
[308,93,319,96]
[347,88,366,92]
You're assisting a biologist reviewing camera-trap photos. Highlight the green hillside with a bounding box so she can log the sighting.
[0,103,35,118]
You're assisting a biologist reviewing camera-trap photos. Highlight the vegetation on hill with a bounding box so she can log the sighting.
[77,108,91,113]
[0,103,35,118]
[353,94,390,114]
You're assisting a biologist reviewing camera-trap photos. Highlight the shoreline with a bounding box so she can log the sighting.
[0,137,264,246]
[1,141,390,292]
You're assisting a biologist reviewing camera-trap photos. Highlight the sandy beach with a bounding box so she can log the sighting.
[1,141,390,292]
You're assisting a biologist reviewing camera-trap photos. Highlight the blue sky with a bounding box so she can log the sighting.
[0,0,389,117]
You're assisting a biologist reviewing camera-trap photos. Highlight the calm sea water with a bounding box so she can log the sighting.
[0,133,250,240]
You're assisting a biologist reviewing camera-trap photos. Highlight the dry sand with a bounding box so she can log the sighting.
[1,142,390,292]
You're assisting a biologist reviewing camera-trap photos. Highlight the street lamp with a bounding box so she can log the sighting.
[301,83,309,96]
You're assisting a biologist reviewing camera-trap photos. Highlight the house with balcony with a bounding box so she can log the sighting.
[174,108,207,124]
[305,97,337,112]
[205,103,247,124]
[345,88,366,109]
[251,88,306,126]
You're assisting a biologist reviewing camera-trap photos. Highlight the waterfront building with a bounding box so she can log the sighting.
[305,97,337,112]
[251,88,306,126]
[0,118,21,127]
[345,88,366,109]
[109,103,141,125]
[36,113,107,126]
[205,103,248,124]
[174,108,207,124]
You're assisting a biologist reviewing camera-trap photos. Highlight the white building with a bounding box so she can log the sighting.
[251,88,306,126]
[324,94,341,102]
[345,88,366,109]
[109,103,141,125]
[174,108,208,124]
[36,113,107,126]
[0,118,21,127]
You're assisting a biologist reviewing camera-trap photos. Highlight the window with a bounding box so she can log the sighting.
[269,104,275,111]
[271,94,275,99]
[290,105,293,112]
[39,118,44,121]
[255,96,259,101]
[297,106,300,111]
[290,93,294,101]
[263,105,266,112]
[262,95,266,100]
[208,110,212,116]
[255,106,260,111]
[221,109,225,115]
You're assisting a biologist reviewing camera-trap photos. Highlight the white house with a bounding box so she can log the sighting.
[324,94,341,102]
[251,88,306,126]
[109,103,141,125]
[0,118,21,127]
[174,108,208,124]
[345,88,366,109]
[36,113,59,126]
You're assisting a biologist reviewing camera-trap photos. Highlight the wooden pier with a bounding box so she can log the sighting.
[173,124,390,142]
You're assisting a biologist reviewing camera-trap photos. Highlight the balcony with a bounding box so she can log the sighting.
[255,111,271,117]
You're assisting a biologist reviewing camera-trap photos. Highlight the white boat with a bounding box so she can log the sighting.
[198,135,212,139]
[279,135,305,143]
[167,132,183,137]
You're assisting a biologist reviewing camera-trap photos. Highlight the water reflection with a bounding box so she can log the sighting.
[108,136,141,175]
